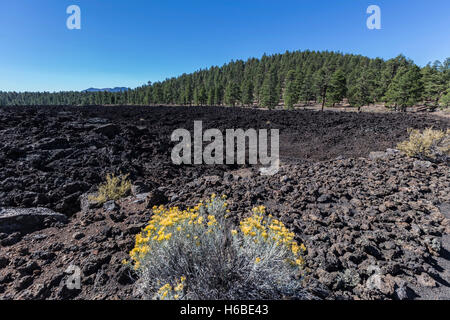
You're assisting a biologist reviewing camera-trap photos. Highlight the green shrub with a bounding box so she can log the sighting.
[89,173,131,204]
[397,127,449,162]
[125,195,307,300]
[439,90,450,108]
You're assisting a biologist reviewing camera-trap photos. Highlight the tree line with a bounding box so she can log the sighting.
[1,50,449,109]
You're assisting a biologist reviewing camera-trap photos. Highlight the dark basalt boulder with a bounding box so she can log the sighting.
[93,124,120,139]
[0,207,67,234]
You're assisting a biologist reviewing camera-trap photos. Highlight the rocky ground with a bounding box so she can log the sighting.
[0,105,449,300]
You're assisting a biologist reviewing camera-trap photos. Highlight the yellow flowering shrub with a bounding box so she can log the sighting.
[236,206,306,268]
[397,127,450,162]
[126,195,308,300]
[154,276,186,300]
[89,173,132,204]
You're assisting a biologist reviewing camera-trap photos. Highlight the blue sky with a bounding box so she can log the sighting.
[0,0,449,92]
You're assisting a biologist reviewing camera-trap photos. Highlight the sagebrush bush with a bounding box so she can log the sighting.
[89,173,131,204]
[125,195,307,300]
[397,127,449,162]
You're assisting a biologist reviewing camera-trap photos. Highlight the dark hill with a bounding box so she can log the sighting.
[83,87,128,93]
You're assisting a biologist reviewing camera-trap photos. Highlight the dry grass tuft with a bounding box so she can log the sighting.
[89,173,131,204]
[397,127,449,162]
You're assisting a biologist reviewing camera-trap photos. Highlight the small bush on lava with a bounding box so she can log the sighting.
[125,195,307,300]
[397,127,449,162]
[89,173,131,204]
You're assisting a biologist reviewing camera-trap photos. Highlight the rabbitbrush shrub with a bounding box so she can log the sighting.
[125,195,307,300]
[89,173,131,204]
[397,127,449,162]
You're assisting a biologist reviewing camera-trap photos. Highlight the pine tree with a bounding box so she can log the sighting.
[313,66,333,111]
[261,66,278,109]
[294,67,304,102]
[377,55,411,99]
[326,69,347,106]
[241,79,254,107]
[182,81,193,105]
[214,84,224,106]
[95,92,102,105]
[253,64,265,105]
[153,83,164,104]
[193,87,200,105]
[421,65,446,106]
[207,87,215,106]
[224,82,240,106]
[198,87,207,106]
[348,70,374,111]
[144,86,152,105]
[298,70,315,105]
[283,70,298,109]
[384,65,424,111]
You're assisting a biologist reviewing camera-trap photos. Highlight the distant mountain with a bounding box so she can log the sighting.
[83,87,129,93]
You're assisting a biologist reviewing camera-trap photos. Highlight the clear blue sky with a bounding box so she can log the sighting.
[0,0,449,92]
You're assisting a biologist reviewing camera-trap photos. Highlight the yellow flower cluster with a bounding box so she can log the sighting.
[157,276,186,300]
[238,206,306,266]
[129,195,222,270]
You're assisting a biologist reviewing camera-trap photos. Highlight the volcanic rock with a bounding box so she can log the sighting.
[0,207,67,234]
